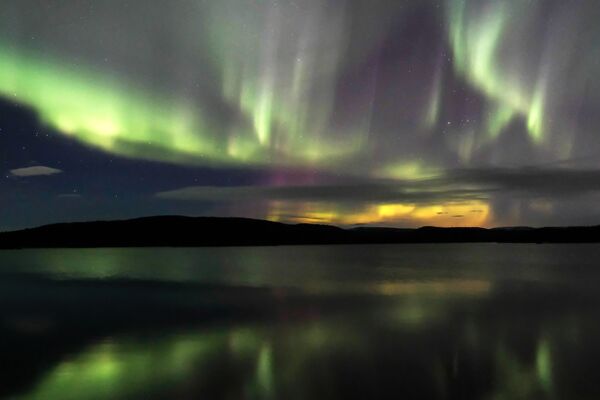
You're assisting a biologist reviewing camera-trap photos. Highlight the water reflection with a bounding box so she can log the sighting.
[22,334,221,400]
[16,299,591,400]
[1,245,600,399]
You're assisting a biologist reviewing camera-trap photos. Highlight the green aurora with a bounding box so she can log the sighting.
[3,0,597,170]
[2,0,600,228]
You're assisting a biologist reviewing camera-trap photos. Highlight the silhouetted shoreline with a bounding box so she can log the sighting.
[1,216,600,249]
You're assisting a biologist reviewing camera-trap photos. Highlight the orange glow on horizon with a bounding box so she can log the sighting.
[266,200,492,227]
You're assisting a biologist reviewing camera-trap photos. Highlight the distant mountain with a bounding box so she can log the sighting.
[1,216,600,248]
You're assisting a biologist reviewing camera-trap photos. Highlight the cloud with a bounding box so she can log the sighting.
[442,168,600,196]
[155,167,600,206]
[155,181,482,205]
[10,166,63,177]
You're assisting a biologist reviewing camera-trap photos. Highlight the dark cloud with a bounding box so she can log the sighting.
[156,167,600,206]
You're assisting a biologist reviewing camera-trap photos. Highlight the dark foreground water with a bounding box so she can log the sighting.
[1,244,600,399]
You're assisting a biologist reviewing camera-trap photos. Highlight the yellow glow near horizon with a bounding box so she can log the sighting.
[267,200,491,227]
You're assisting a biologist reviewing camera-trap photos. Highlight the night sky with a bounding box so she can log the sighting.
[2,0,600,231]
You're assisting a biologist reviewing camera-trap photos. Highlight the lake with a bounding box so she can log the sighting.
[1,244,600,399]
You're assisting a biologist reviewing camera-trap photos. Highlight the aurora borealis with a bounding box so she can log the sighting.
[2,0,600,229]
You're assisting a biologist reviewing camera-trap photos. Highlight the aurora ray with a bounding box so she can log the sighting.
[1,0,600,228]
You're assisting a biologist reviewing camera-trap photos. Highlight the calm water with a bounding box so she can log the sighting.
[1,244,600,399]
